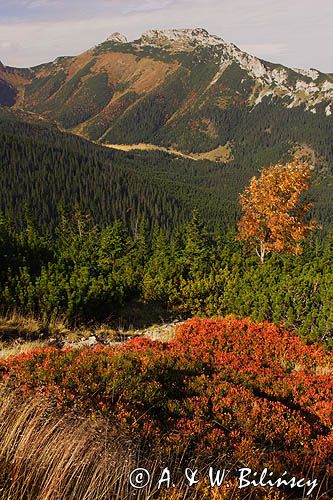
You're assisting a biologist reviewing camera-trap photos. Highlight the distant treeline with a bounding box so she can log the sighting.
[0,208,332,346]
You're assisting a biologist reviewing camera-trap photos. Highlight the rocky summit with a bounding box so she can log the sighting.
[138,28,225,49]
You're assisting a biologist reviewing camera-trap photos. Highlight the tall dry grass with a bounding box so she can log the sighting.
[0,388,219,500]
[0,311,69,344]
[0,386,326,500]
[0,387,143,500]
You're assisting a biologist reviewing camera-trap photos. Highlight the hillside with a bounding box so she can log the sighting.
[0,28,332,160]
[1,318,332,499]
[1,108,332,231]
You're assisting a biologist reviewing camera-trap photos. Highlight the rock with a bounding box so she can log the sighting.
[79,335,97,348]
[139,28,224,50]
[107,32,128,44]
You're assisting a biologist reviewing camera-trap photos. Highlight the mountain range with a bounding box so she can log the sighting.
[0,28,332,230]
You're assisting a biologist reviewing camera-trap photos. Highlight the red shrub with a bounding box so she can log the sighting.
[1,317,332,492]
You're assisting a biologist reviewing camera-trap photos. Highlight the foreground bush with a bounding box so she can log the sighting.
[0,318,332,499]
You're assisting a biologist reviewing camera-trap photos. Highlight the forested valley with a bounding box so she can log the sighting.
[1,110,332,234]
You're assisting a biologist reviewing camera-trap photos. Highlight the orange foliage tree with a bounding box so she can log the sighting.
[237,161,318,263]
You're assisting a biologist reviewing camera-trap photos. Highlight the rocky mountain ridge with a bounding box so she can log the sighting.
[93,28,333,113]
[0,28,332,155]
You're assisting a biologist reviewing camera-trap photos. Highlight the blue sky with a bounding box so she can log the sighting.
[0,0,332,71]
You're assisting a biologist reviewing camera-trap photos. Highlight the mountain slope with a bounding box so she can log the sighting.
[0,28,332,159]
[0,107,332,233]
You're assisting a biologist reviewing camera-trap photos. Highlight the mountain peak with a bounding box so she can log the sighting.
[139,28,224,49]
[106,32,128,44]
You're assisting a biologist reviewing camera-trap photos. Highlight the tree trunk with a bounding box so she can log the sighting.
[255,241,266,263]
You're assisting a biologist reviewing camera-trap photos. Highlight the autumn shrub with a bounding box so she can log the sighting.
[0,318,332,499]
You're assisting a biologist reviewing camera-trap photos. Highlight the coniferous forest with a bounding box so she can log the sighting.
[0,111,332,347]
[1,109,333,234]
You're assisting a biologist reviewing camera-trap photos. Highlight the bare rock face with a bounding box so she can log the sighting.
[139,28,224,50]
[106,32,128,44]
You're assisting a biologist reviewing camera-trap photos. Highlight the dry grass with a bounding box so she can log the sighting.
[103,142,233,163]
[0,341,49,359]
[0,312,69,338]
[0,387,144,500]
[0,313,42,335]
[191,143,233,162]
[0,312,69,358]
[0,305,178,351]
[0,387,326,499]
[0,312,128,354]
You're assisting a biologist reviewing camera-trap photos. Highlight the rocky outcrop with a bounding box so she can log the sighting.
[106,32,128,44]
[139,28,224,49]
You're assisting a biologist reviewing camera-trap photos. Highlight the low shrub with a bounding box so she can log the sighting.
[0,318,332,498]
